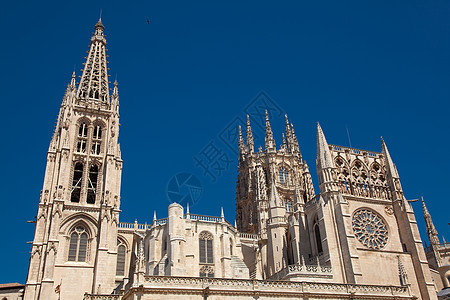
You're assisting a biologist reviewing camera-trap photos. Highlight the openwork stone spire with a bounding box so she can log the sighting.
[77,18,110,102]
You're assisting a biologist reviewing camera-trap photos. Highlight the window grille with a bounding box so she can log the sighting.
[71,163,83,202]
[86,165,98,204]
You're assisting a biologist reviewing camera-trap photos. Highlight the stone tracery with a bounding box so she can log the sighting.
[352,208,388,250]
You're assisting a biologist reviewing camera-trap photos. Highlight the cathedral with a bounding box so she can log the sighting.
[23,19,449,300]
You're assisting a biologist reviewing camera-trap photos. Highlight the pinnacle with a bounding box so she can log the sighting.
[381,137,399,178]
[317,122,333,169]
[95,18,104,29]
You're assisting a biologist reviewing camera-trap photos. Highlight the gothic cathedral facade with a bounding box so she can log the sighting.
[24,20,448,300]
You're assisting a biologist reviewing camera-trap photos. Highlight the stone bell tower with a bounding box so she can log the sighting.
[24,19,123,300]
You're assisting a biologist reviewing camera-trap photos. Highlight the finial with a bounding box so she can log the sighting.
[186,202,190,214]
[246,115,254,153]
[70,71,76,89]
[304,161,310,173]
[113,79,119,97]
[153,211,157,221]
[238,125,245,152]
[264,110,275,152]
[95,18,104,29]
[290,122,299,152]
[221,207,224,219]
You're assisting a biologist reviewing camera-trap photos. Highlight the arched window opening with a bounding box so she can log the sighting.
[91,125,102,155]
[71,163,83,202]
[68,226,88,262]
[76,140,87,153]
[162,236,167,254]
[116,240,126,276]
[199,231,213,264]
[77,123,88,154]
[78,123,88,137]
[313,217,323,254]
[86,165,98,204]
[279,168,289,185]
[286,232,294,265]
[229,239,233,256]
[93,125,102,139]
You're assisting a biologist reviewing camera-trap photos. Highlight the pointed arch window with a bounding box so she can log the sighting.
[199,231,213,264]
[86,165,98,204]
[279,168,289,185]
[91,125,102,155]
[68,226,88,262]
[313,216,323,254]
[71,163,83,202]
[78,123,88,137]
[229,238,233,256]
[76,123,88,153]
[116,239,126,276]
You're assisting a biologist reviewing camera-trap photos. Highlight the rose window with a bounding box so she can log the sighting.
[352,209,388,250]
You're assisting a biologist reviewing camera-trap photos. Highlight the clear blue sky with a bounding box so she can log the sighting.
[0,0,448,284]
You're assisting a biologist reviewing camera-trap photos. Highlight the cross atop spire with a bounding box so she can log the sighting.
[77,18,110,103]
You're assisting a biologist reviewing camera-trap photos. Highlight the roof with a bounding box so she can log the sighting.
[0,283,25,290]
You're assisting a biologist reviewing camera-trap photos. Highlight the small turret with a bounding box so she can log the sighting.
[316,123,333,170]
[238,125,245,154]
[422,198,440,246]
[381,137,399,179]
[265,110,276,152]
[290,123,300,153]
[246,115,254,153]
